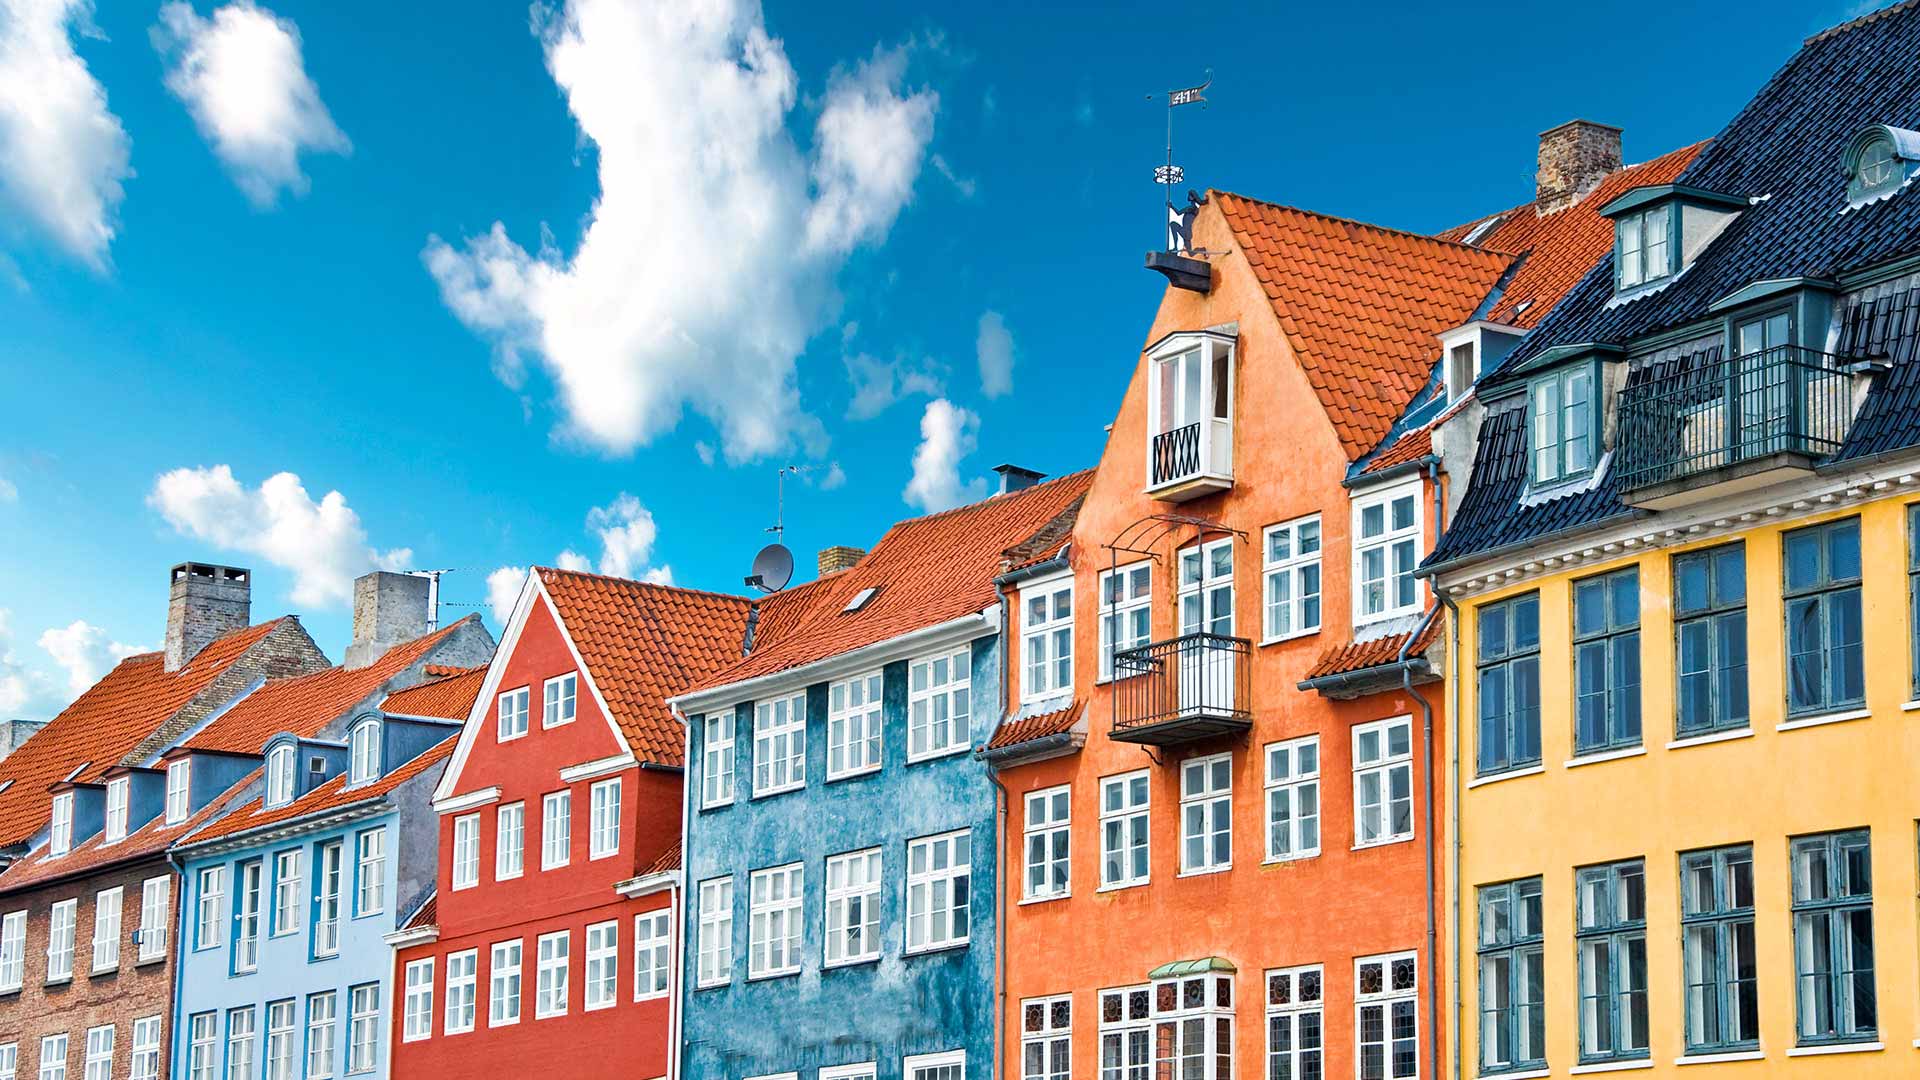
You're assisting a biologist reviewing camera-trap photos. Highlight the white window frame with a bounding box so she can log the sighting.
[233,863,260,972]
[535,930,570,1018]
[306,991,336,1080]
[1265,965,1325,1080]
[827,671,884,780]
[1177,538,1235,638]
[1264,736,1321,863]
[701,710,736,808]
[904,1049,967,1080]
[1353,480,1424,625]
[346,985,378,1074]
[103,778,128,844]
[748,863,803,979]
[495,802,524,880]
[263,1001,294,1080]
[264,746,295,809]
[1021,997,1071,1080]
[313,841,342,958]
[354,829,385,916]
[1098,561,1153,681]
[271,850,300,937]
[488,939,521,1027]
[48,897,77,980]
[541,791,571,870]
[542,672,577,729]
[824,847,882,967]
[48,792,73,856]
[633,909,671,1001]
[584,919,618,1011]
[130,1017,161,1080]
[1179,753,1232,875]
[347,720,379,786]
[820,1065,876,1080]
[164,760,191,824]
[0,1042,15,1080]
[225,1007,255,1080]
[908,649,972,761]
[37,1034,66,1080]
[1353,716,1415,849]
[193,867,223,951]
[696,877,733,988]
[1262,515,1323,642]
[1355,951,1420,1080]
[137,877,169,961]
[1099,770,1150,891]
[185,1017,214,1080]
[1022,785,1070,901]
[0,910,23,990]
[752,693,807,796]
[1021,576,1074,702]
[496,686,530,742]
[444,950,477,1035]
[588,779,621,860]
[906,829,971,954]
[81,1027,110,1080]
[89,886,121,972]
[402,958,434,1042]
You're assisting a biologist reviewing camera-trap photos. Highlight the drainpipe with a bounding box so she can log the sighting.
[1405,458,1446,1080]
[1440,582,1464,1080]
[988,579,1013,1080]
[669,702,694,1080]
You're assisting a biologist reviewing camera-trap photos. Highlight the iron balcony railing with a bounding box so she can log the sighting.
[1150,421,1204,488]
[1615,344,1857,491]
[1110,631,1251,744]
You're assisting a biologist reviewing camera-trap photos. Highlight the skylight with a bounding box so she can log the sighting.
[843,587,878,613]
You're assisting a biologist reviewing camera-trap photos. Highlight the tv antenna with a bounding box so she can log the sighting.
[1149,70,1213,254]
[405,569,453,630]
[745,464,822,593]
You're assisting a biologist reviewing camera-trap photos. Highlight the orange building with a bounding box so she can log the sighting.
[980,125,1700,1080]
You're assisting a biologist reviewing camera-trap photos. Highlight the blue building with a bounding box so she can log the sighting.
[669,471,1089,1080]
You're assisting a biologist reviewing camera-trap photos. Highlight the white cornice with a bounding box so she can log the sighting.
[615,870,678,898]
[432,786,500,815]
[383,925,439,948]
[558,753,636,783]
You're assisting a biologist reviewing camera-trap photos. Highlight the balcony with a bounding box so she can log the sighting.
[1148,421,1233,501]
[1616,345,1867,511]
[1110,632,1251,747]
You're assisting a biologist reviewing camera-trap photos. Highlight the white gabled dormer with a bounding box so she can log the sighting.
[1440,321,1526,404]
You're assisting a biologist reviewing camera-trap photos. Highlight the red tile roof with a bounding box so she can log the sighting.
[985,701,1084,751]
[402,893,436,931]
[184,617,483,755]
[686,472,1095,694]
[1361,427,1434,475]
[641,839,682,877]
[184,736,455,846]
[535,571,759,767]
[1212,192,1514,460]
[0,772,235,893]
[1000,493,1085,572]
[381,666,486,720]
[0,619,301,848]
[1304,611,1442,680]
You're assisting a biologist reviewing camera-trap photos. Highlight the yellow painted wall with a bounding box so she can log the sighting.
[1449,493,1920,1077]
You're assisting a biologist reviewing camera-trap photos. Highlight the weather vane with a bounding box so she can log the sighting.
[1151,70,1212,254]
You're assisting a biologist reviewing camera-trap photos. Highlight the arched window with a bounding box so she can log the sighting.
[1844,125,1918,205]
[349,719,381,785]
[266,745,296,808]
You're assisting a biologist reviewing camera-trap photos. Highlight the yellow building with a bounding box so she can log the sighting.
[1422,5,1920,1077]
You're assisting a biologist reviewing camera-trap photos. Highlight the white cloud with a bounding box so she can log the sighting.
[484,566,527,625]
[0,472,16,502]
[903,398,986,513]
[929,152,975,198]
[423,0,937,463]
[36,619,143,695]
[976,309,1013,398]
[583,493,672,582]
[0,609,43,717]
[0,0,132,266]
[147,465,412,607]
[818,462,846,490]
[844,350,942,420]
[152,1,349,207]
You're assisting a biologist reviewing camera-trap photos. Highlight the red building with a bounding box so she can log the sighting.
[387,569,759,1080]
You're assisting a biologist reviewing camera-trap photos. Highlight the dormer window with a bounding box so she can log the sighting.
[1529,364,1598,487]
[265,745,296,808]
[348,719,381,786]
[104,778,129,844]
[165,760,191,824]
[1616,204,1672,290]
[1600,185,1745,298]
[1144,331,1235,500]
[49,792,74,855]
[1440,322,1524,404]
[1843,125,1919,207]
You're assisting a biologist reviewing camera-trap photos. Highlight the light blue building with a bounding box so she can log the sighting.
[669,472,1088,1080]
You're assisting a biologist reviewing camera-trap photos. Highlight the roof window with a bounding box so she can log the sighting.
[843,587,878,613]
[1598,185,1745,299]
[1843,125,1920,207]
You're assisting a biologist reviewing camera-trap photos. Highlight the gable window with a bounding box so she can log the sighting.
[701,710,735,807]
[827,672,884,780]
[909,650,971,760]
[1790,829,1875,1044]
[1023,577,1074,700]
[0,910,24,990]
[543,673,577,728]
[497,687,529,741]
[1099,770,1150,890]
[1353,717,1414,847]
[402,958,434,1041]
[313,841,342,958]
[589,778,621,859]
[348,720,379,786]
[535,930,570,1017]
[495,802,524,880]
[1020,996,1071,1080]
[1354,483,1421,622]
[753,693,806,796]
[1179,753,1231,874]
[103,778,128,844]
[355,829,385,915]
[1022,786,1070,901]
[1529,365,1597,488]
[1576,859,1649,1063]
[1478,877,1545,1075]
[1099,562,1152,680]
[443,952,477,1034]
[1615,204,1672,290]
[1356,952,1419,1080]
[1784,518,1864,717]
[1267,965,1324,1080]
[451,813,480,889]
[906,829,971,952]
[232,863,260,973]
[584,921,618,1010]
[1262,516,1322,641]
[542,791,571,869]
[1146,333,1235,493]
[1681,844,1758,1053]
[1263,736,1319,862]
[634,909,671,999]
[489,939,522,1026]
[165,760,191,824]
[49,792,73,856]
[265,746,295,809]
[1573,568,1641,754]
[696,877,733,987]
[825,848,881,966]
[747,864,802,978]
[193,868,223,951]
[1476,592,1541,776]
[1674,544,1748,736]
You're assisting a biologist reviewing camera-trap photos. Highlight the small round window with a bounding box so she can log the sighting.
[1856,135,1897,189]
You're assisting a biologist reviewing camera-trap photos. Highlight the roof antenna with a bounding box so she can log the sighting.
[405,569,451,631]
[1151,70,1212,255]
[746,466,812,593]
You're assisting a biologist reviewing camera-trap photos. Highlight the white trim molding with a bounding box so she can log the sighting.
[560,754,637,783]
[433,787,500,815]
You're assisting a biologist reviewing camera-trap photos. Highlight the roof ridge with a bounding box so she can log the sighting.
[534,566,755,608]
[1210,189,1514,262]
[877,468,1096,530]
[1806,0,1919,44]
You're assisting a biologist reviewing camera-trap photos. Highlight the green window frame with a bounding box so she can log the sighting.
[1907,505,1919,697]
[1475,593,1540,777]
[1790,830,1876,1045]
[1783,518,1864,717]
[1680,845,1759,1053]
[1576,860,1648,1064]
[1477,878,1545,1075]
[1615,204,1674,290]
[1528,364,1597,488]
[1573,568,1641,754]
[1674,544,1748,737]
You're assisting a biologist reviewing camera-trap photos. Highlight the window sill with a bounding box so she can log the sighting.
[751,783,805,800]
[1902,699,1920,713]
[1351,834,1415,852]
[135,954,166,967]
[693,981,730,992]
[1466,764,1544,789]
[1258,628,1321,648]
[699,799,735,812]
[1787,1042,1882,1057]
[1176,866,1231,879]
[1481,1068,1550,1080]
[1262,851,1321,866]
[1674,1049,1763,1065]
[1018,893,1069,907]
[1571,1060,1653,1074]
[822,955,880,972]
[1777,707,1871,732]
[1565,746,1647,769]
[1665,728,1754,751]
[0,985,19,998]
[44,975,71,987]
[904,940,970,959]
[906,745,972,765]
[826,766,882,783]
[1096,880,1149,894]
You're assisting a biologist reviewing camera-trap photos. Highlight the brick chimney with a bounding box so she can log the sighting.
[817,546,865,576]
[1536,120,1622,215]
[345,571,430,669]
[165,563,251,671]
[992,464,1047,494]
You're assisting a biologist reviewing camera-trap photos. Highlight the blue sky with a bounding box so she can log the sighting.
[0,0,1890,719]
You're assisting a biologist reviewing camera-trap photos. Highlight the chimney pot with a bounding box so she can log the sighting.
[817,546,866,576]
[345,571,430,669]
[992,464,1047,494]
[165,563,251,672]
[1536,120,1622,215]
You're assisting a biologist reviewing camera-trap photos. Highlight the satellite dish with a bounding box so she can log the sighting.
[748,543,794,593]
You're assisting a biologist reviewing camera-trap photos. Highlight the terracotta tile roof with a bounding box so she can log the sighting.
[403,893,436,931]
[381,665,486,720]
[184,736,455,847]
[0,774,234,893]
[1212,191,1513,459]
[184,617,484,755]
[1303,611,1442,680]
[686,471,1095,695]
[536,571,759,767]
[641,839,681,877]
[1000,493,1085,573]
[0,619,297,849]
[985,701,1084,751]
[1360,426,1434,475]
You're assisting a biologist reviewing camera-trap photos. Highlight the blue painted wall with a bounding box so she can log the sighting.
[680,632,1002,1080]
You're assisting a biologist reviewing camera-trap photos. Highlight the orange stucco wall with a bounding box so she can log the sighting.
[998,205,1448,1080]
